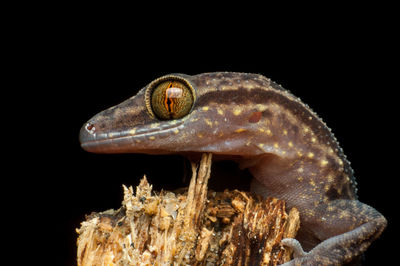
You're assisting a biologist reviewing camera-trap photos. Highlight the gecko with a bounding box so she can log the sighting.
[80,72,386,265]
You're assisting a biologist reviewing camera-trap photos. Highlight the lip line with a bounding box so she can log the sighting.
[81,121,184,146]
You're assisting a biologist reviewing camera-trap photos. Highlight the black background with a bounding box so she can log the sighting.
[15,4,397,265]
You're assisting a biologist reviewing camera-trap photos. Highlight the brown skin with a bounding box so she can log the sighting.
[80,72,386,265]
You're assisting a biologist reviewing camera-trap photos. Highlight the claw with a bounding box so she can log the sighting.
[281,238,308,258]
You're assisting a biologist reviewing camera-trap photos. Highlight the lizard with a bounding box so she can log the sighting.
[79,72,386,265]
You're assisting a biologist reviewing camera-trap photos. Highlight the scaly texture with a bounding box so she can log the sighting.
[80,72,386,264]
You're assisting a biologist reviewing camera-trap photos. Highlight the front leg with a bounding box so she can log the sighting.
[281,199,386,265]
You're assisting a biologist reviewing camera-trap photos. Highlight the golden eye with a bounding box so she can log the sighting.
[150,79,194,120]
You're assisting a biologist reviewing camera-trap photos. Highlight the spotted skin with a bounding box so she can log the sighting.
[80,72,386,265]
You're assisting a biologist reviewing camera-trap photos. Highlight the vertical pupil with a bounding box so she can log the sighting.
[166,96,172,113]
[165,82,174,116]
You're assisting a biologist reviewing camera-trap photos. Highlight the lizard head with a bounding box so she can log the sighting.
[80,72,280,157]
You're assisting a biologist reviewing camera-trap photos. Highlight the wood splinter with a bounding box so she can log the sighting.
[76,153,300,265]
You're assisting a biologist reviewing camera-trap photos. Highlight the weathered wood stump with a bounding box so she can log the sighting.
[77,153,300,265]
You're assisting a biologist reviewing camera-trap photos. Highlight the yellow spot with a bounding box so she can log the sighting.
[202,106,209,111]
[233,108,242,116]
[217,108,224,115]
[297,167,304,173]
[258,143,264,148]
[197,133,203,138]
[311,137,316,143]
[327,205,335,212]
[297,176,304,182]
[129,128,136,135]
[149,136,156,140]
[255,104,268,112]
[339,210,350,219]
[204,119,213,127]
[150,123,159,128]
[173,129,179,134]
[300,194,310,200]
[308,116,313,120]
[258,128,265,133]
[235,128,246,133]
[274,143,279,148]
[266,129,273,136]
[307,152,315,159]
[135,139,141,143]
[321,159,328,167]
[338,159,344,166]
[305,209,315,217]
[304,127,310,133]
[309,180,316,187]
[328,148,334,154]
[288,141,293,148]
[190,117,199,122]
[297,151,303,157]
[283,129,288,135]
[108,132,118,137]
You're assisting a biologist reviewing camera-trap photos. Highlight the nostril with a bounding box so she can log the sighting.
[85,123,96,134]
[80,122,98,147]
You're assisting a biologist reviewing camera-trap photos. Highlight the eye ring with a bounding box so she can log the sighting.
[145,75,196,120]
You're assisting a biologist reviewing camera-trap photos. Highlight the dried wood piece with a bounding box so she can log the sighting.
[77,153,300,265]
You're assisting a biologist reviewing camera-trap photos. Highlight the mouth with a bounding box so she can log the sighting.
[79,119,252,191]
[79,121,185,153]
